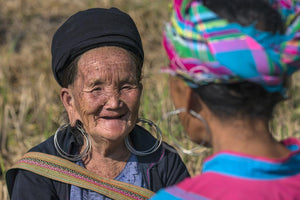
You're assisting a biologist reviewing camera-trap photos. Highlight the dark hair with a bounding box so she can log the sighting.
[194,0,285,121]
[193,82,284,120]
[59,56,80,88]
[203,0,285,33]
[59,49,143,88]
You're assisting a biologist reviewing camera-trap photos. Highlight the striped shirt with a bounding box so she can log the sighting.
[151,138,300,200]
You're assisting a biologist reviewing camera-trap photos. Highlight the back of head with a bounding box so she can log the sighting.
[198,0,284,120]
[163,0,300,121]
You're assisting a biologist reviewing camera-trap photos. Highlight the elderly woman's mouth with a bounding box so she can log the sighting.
[101,114,126,120]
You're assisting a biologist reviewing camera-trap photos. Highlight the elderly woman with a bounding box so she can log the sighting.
[151,0,300,199]
[6,8,189,200]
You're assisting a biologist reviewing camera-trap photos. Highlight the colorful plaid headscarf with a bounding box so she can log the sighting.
[163,0,300,94]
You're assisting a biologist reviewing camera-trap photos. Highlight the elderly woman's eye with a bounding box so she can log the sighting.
[91,87,103,94]
[121,84,136,90]
[121,85,131,90]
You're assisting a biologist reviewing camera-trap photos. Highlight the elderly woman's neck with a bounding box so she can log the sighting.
[80,137,131,179]
[209,116,291,159]
[82,137,130,159]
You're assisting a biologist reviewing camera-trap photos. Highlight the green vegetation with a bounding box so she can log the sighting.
[0,1,300,199]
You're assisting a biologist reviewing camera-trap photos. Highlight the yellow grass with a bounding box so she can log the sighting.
[1,0,300,199]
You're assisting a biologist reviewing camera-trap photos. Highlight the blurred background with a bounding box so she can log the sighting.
[1,0,300,199]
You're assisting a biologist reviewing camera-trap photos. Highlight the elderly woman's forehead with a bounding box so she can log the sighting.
[75,62,138,85]
[78,47,135,65]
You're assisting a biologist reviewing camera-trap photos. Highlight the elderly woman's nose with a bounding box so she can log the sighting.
[105,92,121,108]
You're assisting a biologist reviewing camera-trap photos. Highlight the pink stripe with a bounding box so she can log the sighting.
[246,36,263,50]
[279,0,292,8]
[261,75,282,85]
[251,51,270,75]
[282,137,300,146]
[209,38,251,53]
[147,148,165,185]
[177,172,300,200]
[205,29,240,38]
[174,0,184,21]
[283,46,299,55]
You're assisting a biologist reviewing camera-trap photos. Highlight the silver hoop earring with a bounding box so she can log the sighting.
[54,123,92,161]
[162,108,210,156]
[125,118,162,156]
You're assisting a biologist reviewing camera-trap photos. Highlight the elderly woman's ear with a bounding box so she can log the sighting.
[60,87,80,126]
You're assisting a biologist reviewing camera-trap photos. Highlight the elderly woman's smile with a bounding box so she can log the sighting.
[7,8,191,198]
[66,46,142,142]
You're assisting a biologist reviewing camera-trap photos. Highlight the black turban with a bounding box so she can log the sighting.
[51,7,144,87]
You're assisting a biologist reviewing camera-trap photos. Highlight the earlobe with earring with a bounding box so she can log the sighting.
[54,121,92,161]
[125,118,163,156]
[162,108,210,156]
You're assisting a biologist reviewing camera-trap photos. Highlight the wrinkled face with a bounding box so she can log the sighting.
[63,47,142,142]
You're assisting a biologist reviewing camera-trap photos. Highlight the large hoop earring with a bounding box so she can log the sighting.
[125,118,162,156]
[162,108,210,156]
[54,123,91,161]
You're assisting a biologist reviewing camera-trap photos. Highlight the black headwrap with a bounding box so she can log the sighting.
[51,7,144,87]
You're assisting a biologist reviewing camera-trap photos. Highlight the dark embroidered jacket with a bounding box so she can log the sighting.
[6,125,190,200]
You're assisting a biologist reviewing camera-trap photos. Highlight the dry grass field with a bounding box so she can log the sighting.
[1,0,300,199]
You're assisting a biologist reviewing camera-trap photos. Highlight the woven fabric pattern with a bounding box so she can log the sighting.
[163,0,300,94]
[11,152,154,200]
